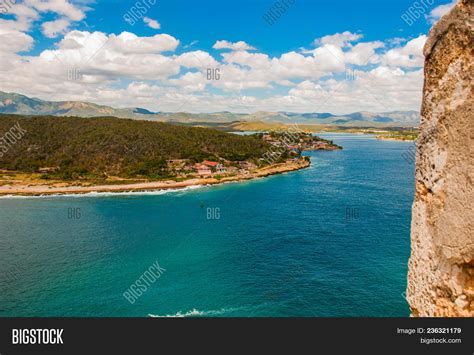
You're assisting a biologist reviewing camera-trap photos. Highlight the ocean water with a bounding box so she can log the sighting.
[0,134,415,317]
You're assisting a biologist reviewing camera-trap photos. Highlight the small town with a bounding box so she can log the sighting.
[166,158,258,178]
[260,131,342,152]
[165,132,342,178]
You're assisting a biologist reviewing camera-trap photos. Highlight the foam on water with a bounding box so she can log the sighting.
[148,308,236,318]
[0,185,206,199]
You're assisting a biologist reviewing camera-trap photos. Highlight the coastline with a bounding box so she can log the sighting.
[0,159,310,196]
[375,136,415,142]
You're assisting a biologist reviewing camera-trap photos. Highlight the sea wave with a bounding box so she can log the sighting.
[148,307,236,318]
[0,176,269,200]
[0,185,206,199]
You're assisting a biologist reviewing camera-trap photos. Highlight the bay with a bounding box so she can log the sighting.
[0,134,414,317]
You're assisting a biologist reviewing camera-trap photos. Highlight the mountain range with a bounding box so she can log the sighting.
[0,91,420,127]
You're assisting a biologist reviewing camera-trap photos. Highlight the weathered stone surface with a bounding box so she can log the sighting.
[407,0,473,317]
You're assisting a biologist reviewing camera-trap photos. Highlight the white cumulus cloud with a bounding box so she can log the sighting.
[143,17,160,29]
[41,18,70,38]
[380,35,427,68]
[426,1,457,23]
[25,0,85,21]
[316,31,363,47]
[213,40,256,51]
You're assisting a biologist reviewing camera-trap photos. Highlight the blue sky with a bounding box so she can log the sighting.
[28,0,434,56]
[0,0,457,113]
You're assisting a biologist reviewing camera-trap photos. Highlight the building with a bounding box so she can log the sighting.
[215,164,226,173]
[202,160,226,173]
[194,164,212,176]
[202,160,219,167]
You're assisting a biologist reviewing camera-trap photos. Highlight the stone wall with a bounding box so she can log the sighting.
[406,0,473,317]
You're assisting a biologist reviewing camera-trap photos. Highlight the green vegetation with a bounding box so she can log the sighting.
[252,131,343,151]
[0,114,271,180]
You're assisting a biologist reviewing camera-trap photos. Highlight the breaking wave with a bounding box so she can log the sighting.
[148,307,239,318]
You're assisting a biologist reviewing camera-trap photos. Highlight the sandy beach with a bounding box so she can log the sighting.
[0,159,310,196]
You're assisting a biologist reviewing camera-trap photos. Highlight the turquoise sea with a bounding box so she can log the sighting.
[0,134,414,317]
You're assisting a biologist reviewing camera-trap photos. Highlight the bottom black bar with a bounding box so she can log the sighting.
[0,318,472,354]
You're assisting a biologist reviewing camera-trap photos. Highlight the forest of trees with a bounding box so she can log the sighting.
[0,114,271,180]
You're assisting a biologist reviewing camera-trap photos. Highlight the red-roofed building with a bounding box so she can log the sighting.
[202,160,219,167]
[194,164,212,176]
[202,160,226,173]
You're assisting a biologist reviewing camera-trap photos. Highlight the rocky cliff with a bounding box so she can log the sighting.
[407,0,473,317]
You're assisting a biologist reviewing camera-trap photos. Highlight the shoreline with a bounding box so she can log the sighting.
[375,136,416,142]
[0,159,310,197]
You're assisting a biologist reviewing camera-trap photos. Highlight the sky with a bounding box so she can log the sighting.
[0,0,457,114]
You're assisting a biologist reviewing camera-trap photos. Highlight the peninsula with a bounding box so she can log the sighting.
[0,114,340,196]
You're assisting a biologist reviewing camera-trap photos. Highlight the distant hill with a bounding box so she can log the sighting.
[273,110,420,127]
[0,91,420,127]
[0,91,158,120]
[0,114,270,179]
